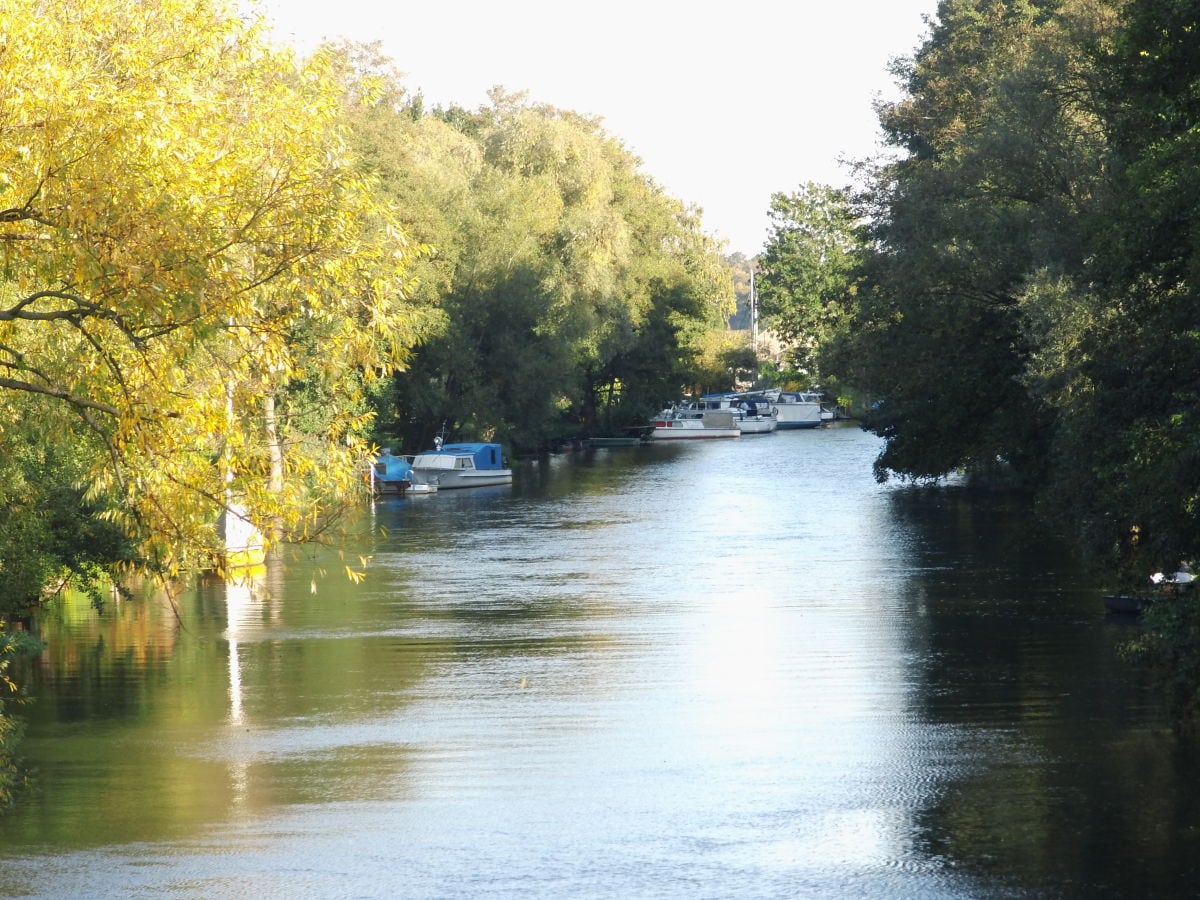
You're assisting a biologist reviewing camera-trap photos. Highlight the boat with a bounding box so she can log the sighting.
[1102,565,1194,614]
[650,404,741,440]
[694,394,778,434]
[371,449,415,494]
[1151,565,1194,588]
[1103,593,1153,615]
[737,397,779,434]
[733,409,777,434]
[587,426,654,448]
[760,389,824,430]
[409,441,513,489]
[698,389,822,430]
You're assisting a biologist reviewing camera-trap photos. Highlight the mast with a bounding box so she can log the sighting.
[750,266,759,356]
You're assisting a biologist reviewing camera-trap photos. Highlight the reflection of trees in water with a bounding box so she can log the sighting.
[886,483,1198,897]
[886,484,1071,585]
[23,580,183,722]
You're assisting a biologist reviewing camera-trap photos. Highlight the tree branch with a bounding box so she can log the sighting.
[0,375,120,416]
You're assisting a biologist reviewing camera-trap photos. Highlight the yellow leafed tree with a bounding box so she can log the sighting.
[0,0,428,577]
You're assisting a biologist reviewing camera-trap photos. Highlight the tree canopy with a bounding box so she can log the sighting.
[0,6,736,607]
[756,183,864,389]
[822,0,1200,584]
[0,0,427,583]
[329,56,735,450]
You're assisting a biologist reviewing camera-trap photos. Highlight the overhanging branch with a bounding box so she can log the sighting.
[0,374,120,416]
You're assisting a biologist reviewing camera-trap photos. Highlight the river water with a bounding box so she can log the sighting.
[1,425,1198,898]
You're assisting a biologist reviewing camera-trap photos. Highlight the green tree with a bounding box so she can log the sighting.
[757,184,864,380]
[829,0,1115,482]
[1037,0,1200,577]
[330,58,732,449]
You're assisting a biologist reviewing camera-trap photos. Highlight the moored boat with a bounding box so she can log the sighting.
[1102,564,1194,614]
[761,389,824,430]
[371,449,416,495]
[697,389,822,430]
[650,405,741,440]
[1103,593,1152,615]
[410,441,513,489]
[694,394,778,434]
[731,400,777,434]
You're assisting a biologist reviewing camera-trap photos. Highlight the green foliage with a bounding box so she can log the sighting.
[328,53,733,451]
[826,0,1200,717]
[1124,590,1200,726]
[757,184,864,378]
[1029,0,1200,578]
[0,400,134,623]
[0,629,42,808]
[829,0,1113,487]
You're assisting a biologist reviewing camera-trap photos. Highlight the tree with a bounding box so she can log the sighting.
[330,59,733,449]
[0,0,426,578]
[1036,0,1200,576]
[0,394,134,622]
[829,0,1116,482]
[757,183,864,381]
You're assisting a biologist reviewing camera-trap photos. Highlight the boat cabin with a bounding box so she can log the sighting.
[411,442,507,472]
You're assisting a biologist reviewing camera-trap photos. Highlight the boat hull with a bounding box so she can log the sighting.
[375,479,437,495]
[1103,594,1152,615]
[774,407,823,429]
[651,426,740,439]
[650,407,741,440]
[736,416,777,434]
[410,468,512,489]
[409,442,513,489]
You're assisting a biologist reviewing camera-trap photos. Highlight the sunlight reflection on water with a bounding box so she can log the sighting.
[0,426,1181,898]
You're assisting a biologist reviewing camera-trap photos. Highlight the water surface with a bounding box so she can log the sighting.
[2,426,1197,897]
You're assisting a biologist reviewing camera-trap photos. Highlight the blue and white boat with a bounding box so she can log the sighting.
[409,441,513,489]
[371,449,432,495]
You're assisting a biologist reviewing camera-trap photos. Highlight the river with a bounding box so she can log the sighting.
[1,425,1198,898]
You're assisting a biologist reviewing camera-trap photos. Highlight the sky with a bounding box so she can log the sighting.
[258,0,940,256]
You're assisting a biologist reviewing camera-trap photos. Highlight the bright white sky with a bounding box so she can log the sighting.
[258,0,938,256]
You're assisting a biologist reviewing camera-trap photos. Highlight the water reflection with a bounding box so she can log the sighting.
[220,565,269,809]
[0,429,1197,897]
[223,567,261,727]
[885,485,1200,897]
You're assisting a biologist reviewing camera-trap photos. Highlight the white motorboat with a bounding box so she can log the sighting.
[650,406,741,440]
[730,389,823,429]
[691,394,778,434]
[410,442,513,489]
